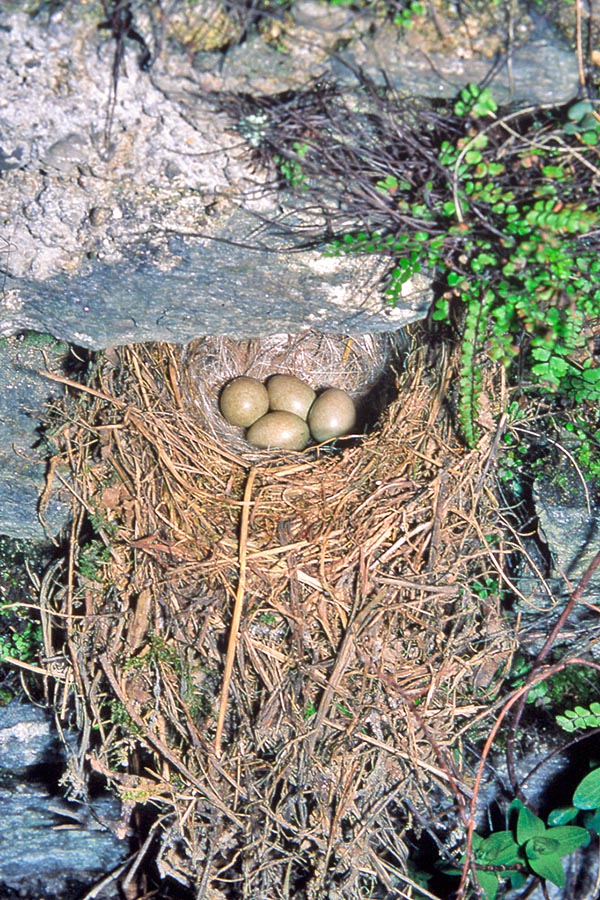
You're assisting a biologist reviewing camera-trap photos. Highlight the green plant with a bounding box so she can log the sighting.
[0,331,69,352]
[325,86,600,446]
[448,798,590,898]
[78,539,111,581]
[452,281,494,446]
[563,100,600,146]
[275,141,309,188]
[573,768,600,815]
[563,418,600,479]
[392,0,423,28]
[433,92,600,442]
[495,419,531,492]
[564,362,600,403]
[471,576,500,601]
[326,229,442,306]
[453,83,498,119]
[545,766,600,841]
[508,654,600,713]
[321,0,424,24]
[0,619,42,663]
[77,506,118,582]
[557,701,600,733]
[0,537,47,672]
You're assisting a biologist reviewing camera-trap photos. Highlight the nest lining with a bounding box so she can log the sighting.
[181,330,405,454]
[41,331,515,898]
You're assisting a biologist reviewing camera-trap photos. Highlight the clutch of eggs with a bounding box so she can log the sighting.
[219,374,356,450]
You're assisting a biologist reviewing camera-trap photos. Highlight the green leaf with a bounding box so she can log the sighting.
[475,869,499,900]
[583,808,600,833]
[456,85,498,119]
[547,806,579,826]
[526,847,565,887]
[582,131,599,145]
[542,165,565,180]
[376,174,399,194]
[517,806,546,844]
[574,768,600,810]
[546,825,590,855]
[531,346,551,362]
[470,133,489,150]
[527,835,560,858]
[432,298,449,321]
[471,832,485,851]
[471,252,497,274]
[509,870,527,889]
[568,100,594,122]
[474,89,497,117]
[477,831,521,866]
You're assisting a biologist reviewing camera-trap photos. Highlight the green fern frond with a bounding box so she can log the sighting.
[556,702,600,733]
[459,286,494,447]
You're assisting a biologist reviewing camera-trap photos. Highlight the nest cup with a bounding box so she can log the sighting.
[181,330,407,454]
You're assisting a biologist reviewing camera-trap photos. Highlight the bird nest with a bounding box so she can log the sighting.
[41,329,515,899]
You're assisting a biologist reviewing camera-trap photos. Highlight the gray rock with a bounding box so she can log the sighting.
[0,334,71,541]
[534,476,600,601]
[4,214,429,348]
[211,0,578,105]
[343,12,579,105]
[0,701,61,777]
[516,466,600,655]
[0,785,126,898]
[0,5,427,349]
[0,701,128,898]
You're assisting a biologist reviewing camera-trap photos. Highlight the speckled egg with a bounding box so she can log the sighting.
[308,388,356,442]
[219,376,269,427]
[247,411,310,450]
[266,374,316,420]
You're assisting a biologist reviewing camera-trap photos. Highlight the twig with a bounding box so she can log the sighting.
[575,0,587,93]
[215,467,257,756]
[118,818,164,897]
[79,858,134,900]
[456,669,562,899]
[0,655,53,676]
[39,369,126,407]
[534,549,600,669]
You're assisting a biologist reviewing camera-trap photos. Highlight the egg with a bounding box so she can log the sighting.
[219,376,269,427]
[247,412,310,450]
[266,374,316,420]
[308,388,356,442]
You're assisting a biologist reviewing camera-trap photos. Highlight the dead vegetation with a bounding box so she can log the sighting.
[39,330,515,898]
